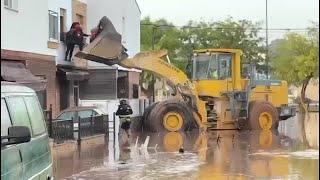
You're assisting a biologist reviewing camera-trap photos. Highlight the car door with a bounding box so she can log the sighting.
[6,96,52,180]
[1,98,24,180]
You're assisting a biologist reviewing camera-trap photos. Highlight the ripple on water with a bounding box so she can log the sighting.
[64,152,205,180]
[249,149,319,159]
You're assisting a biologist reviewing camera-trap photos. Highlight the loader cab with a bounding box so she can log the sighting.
[190,49,243,97]
[191,52,232,80]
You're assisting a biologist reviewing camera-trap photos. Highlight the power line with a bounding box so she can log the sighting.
[140,23,318,31]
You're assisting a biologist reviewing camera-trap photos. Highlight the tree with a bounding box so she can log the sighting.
[271,23,319,110]
[139,16,267,96]
[178,17,265,65]
[141,16,266,73]
[140,17,182,93]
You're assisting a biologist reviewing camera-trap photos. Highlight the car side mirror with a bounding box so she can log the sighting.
[1,126,31,146]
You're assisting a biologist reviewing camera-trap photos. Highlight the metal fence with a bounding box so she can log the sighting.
[75,115,109,144]
[44,105,108,144]
[50,119,74,142]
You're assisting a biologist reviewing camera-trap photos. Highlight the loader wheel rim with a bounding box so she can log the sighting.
[163,132,183,152]
[163,112,183,131]
[259,130,273,147]
[258,112,273,130]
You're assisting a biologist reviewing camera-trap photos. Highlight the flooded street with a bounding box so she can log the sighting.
[53,113,319,180]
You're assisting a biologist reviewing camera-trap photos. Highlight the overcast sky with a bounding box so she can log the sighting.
[136,0,319,41]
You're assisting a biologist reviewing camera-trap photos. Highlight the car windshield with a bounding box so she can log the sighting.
[57,108,102,121]
[57,111,75,120]
[78,110,94,118]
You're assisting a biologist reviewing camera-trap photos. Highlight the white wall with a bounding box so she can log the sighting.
[122,0,141,58]
[86,0,141,67]
[1,0,54,56]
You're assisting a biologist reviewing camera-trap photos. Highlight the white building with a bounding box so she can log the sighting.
[1,0,72,117]
[1,0,142,116]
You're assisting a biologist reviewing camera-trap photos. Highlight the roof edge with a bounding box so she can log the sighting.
[135,0,141,14]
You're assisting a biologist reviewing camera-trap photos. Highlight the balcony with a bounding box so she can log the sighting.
[55,35,89,70]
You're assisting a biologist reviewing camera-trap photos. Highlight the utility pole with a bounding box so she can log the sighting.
[151,26,156,102]
[265,0,269,78]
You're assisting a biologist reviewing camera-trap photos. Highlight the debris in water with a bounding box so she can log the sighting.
[179,147,184,153]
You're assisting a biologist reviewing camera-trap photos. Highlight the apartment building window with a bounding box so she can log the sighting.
[4,0,18,11]
[48,10,58,40]
[60,9,66,41]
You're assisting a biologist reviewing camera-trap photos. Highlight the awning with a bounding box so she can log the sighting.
[1,61,46,91]
[57,67,89,81]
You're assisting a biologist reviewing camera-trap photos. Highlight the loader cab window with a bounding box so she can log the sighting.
[218,54,232,79]
[192,52,232,80]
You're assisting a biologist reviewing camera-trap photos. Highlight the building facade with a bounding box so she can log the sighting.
[1,0,142,117]
[1,0,73,117]
[55,0,142,114]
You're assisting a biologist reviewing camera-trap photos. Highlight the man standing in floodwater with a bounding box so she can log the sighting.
[116,99,133,138]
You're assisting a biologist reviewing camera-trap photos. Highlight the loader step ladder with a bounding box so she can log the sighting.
[221,64,257,128]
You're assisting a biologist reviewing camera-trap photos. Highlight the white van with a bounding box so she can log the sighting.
[1,81,53,180]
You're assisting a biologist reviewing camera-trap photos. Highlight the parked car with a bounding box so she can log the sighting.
[1,81,53,180]
[56,106,105,131]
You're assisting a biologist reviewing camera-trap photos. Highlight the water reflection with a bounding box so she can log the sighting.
[55,113,319,180]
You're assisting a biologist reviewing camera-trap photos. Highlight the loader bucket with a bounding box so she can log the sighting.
[74,16,128,65]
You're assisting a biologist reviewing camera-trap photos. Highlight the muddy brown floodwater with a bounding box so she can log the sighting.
[53,113,319,180]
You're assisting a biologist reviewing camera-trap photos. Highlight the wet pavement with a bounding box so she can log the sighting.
[53,113,319,180]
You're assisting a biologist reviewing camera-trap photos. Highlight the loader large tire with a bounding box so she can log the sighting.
[142,102,159,131]
[248,100,279,131]
[146,99,194,132]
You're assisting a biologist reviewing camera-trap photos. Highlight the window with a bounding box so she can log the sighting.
[78,110,94,118]
[57,112,75,120]
[1,99,12,136]
[217,54,232,79]
[7,97,32,135]
[192,53,232,80]
[92,110,99,116]
[49,10,58,40]
[4,0,18,11]
[24,97,46,135]
[193,54,211,79]
[60,9,66,41]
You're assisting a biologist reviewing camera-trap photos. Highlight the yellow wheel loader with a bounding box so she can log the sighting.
[75,16,296,132]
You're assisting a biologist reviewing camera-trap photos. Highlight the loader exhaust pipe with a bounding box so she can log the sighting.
[74,16,128,65]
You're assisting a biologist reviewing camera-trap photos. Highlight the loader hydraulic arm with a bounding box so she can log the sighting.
[121,49,200,110]
[74,16,207,129]
[121,50,208,130]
